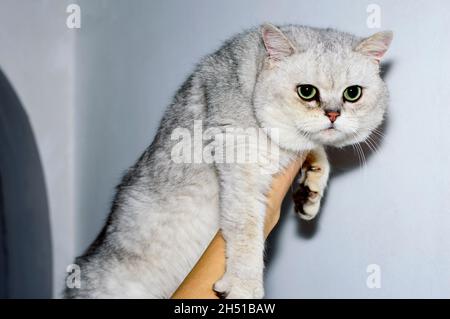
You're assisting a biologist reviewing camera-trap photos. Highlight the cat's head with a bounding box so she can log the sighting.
[253,24,393,151]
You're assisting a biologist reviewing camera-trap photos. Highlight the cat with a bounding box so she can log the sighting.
[64,24,392,299]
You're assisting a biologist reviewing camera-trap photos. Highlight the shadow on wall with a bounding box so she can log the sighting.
[0,68,52,298]
[265,60,394,268]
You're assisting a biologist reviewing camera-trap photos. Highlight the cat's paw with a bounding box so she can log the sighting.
[293,184,321,220]
[293,151,329,221]
[213,273,264,299]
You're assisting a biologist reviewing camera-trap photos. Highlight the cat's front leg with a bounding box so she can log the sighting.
[213,165,270,299]
[293,147,330,220]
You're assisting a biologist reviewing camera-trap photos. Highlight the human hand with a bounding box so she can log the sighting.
[171,155,306,299]
[263,155,306,237]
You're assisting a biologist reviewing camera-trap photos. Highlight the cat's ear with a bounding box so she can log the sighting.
[261,23,295,62]
[355,31,393,62]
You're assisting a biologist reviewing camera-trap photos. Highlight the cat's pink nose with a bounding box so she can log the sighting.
[326,111,340,123]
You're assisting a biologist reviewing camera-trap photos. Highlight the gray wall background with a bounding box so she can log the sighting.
[0,0,76,296]
[1,0,450,297]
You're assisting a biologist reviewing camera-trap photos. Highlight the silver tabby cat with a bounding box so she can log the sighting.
[65,24,392,298]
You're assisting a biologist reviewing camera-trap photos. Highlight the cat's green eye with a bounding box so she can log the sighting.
[297,84,319,101]
[343,85,362,102]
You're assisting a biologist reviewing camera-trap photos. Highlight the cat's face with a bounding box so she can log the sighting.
[254,24,392,152]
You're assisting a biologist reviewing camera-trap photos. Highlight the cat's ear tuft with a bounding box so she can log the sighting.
[261,23,295,62]
[355,31,393,62]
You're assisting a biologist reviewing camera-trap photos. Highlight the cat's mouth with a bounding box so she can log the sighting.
[323,125,339,133]
[297,126,340,138]
[317,126,347,143]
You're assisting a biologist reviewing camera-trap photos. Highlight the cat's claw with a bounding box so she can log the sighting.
[293,184,322,220]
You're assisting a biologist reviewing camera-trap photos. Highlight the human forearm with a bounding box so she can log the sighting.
[171,156,305,299]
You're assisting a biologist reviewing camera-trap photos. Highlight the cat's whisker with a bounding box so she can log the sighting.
[348,129,369,170]
[371,127,386,140]
[351,144,362,169]
[367,135,380,152]
[357,143,367,168]
[364,140,377,155]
